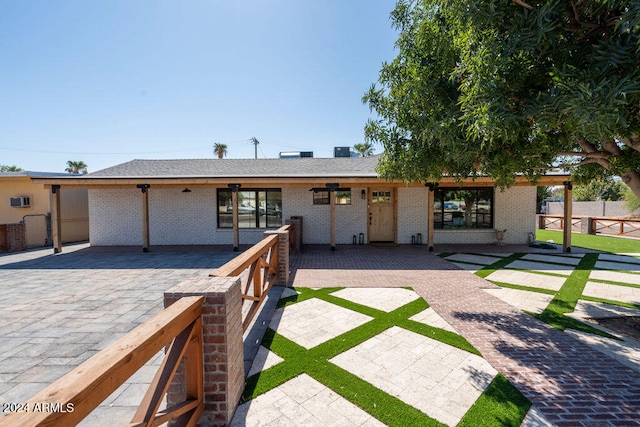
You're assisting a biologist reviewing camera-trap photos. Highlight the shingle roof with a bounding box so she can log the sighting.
[88,157,382,178]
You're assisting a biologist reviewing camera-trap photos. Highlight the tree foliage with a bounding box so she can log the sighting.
[573,177,624,201]
[65,160,88,174]
[0,165,23,172]
[213,143,228,159]
[353,142,375,157]
[364,0,640,198]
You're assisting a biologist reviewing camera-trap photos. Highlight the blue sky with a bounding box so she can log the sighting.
[0,1,399,173]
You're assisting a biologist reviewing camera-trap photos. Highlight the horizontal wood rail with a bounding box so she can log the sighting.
[0,296,204,427]
[539,215,581,232]
[591,217,640,238]
[210,233,280,332]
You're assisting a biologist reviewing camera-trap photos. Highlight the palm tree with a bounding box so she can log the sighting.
[353,142,374,157]
[65,160,88,174]
[0,165,23,172]
[213,143,228,159]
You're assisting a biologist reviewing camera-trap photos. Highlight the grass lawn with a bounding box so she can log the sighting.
[536,229,640,253]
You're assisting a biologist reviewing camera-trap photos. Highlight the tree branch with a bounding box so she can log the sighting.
[512,0,533,10]
[620,135,640,153]
[556,151,611,159]
[601,140,623,156]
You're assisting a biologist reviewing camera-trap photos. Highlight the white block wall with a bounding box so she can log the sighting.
[433,186,536,245]
[397,187,429,244]
[282,187,367,244]
[494,186,537,244]
[89,185,536,246]
[89,188,267,246]
[89,189,142,246]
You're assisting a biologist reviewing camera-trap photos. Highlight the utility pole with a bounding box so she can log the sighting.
[250,137,259,159]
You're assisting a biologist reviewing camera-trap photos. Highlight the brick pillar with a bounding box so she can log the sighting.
[4,223,27,252]
[264,227,290,286]
[164,276,244,426]
[581,217,595,235]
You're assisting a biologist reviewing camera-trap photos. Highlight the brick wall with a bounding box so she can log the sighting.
[89,189,142,246]
[1,223,27,252]
[164,276,244,426]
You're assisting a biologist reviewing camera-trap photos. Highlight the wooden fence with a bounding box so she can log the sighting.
[539,215,640,239]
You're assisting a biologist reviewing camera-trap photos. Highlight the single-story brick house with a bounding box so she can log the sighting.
[31,156,571,252]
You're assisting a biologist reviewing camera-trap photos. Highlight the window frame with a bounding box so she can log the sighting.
[433,187,494,229]
[217,188,282,229]
[312,188,351,205]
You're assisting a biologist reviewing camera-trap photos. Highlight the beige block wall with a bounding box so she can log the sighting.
[0,176,50,224]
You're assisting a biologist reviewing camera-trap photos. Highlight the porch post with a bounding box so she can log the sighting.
[228,184,241,252]
[137,184,151,252]
[326,183,339,251]
[563,181,573,253]
[426,183,437,251]
[51,185,62,254]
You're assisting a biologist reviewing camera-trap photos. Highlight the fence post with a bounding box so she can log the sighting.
[538,215,546,230]
[164,276,244,426]
[264,226,290,286]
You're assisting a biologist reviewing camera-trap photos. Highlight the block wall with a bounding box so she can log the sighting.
[433,186,536,245]
[397,187,429,244]
[89,189,142,246]
[282,187,367,244]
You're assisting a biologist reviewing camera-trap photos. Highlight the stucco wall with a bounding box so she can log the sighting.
[0,176,50,224]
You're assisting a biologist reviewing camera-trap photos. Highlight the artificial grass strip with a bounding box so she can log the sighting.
[307,363,445,427]
[527,253,620,339]
[475,253,527,279]
[457,374,531,427]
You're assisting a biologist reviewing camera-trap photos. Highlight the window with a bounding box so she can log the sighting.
[217,189,282,228]
[312,189,351,205]
[371,190,391,203]
[434,188,493,229]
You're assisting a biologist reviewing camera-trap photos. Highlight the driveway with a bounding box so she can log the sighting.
[0,243,237,424]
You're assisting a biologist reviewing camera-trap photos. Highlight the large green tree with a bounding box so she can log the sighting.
[364,0,640,199]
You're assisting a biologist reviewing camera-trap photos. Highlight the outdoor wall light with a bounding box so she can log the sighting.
[182,188,192,193]
[361,189,366,199]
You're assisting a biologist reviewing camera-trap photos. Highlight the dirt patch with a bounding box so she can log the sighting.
[589,316,640,341]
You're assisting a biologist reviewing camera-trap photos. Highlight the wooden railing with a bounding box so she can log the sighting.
[210,233,279,332]
[591,217,640,238]
[0,296,204,427]
[539,215,582,233]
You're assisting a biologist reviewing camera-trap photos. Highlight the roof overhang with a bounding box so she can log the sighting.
[30,174,572,189]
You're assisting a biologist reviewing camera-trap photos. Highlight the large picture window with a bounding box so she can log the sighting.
[434,188,493,229]
[217,189,282,228]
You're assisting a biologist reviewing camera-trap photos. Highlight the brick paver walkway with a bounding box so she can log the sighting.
[291,245,640,426]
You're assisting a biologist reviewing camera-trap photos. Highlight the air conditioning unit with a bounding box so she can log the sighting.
[9,196,30,208]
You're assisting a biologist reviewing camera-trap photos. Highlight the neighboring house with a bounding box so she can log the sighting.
[0,171,89,249]
[31,156,569,251]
